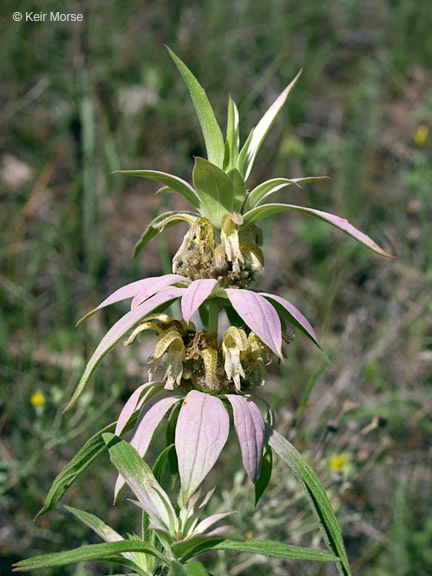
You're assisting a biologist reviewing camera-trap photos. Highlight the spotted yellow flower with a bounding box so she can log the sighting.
[222,326,248,391]
[30,391,46,407]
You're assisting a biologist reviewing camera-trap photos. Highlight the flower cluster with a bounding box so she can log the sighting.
[65,48,391,503]
[125,313,271,393]
[169,214,264,288]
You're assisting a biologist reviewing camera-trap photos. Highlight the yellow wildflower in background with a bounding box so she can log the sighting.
[414,125,428,146]
[30,391,46,407]
[328,452,352,478]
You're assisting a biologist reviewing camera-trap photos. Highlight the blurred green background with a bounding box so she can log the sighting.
[1,0,431,574]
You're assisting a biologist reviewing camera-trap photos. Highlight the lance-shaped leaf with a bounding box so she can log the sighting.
[65,506,128,554]
[223,96,240,171]
[183,562,210,576]
[115,383,161,436]
[193,511,235,537]
[167,47,225,169]
[131,396,179,459]
[153,443,175,483]
[131,274,189,309]
[225,289,283,358]
[192,157,234,228]
[104,434,177,534]
[65,287,185,412]
[134,211,199,257]
[114,169,200,209]
[173,536,338,564]
[242,203,393,257]
[255,444,273,505]
[238,70,302,181]
[229,168,247,213]
[226,395,265,483]
[181,279,218,324]
[79,275,185,324]
[176,391,229,499]
[35,414,139,519]
[13,541,165,572]
[260,292,328,361]
[115,394,180,498]
[169,561,189,576]
[244,176,329,212]
[169,561,211,576]
[266,426,351,576]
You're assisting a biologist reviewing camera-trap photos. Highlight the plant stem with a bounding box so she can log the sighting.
[207,299,219,334]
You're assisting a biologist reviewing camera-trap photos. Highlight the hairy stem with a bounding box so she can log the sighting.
[207,299,219,334]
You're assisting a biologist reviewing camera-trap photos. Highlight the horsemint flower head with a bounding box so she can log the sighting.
[66,47,393,503]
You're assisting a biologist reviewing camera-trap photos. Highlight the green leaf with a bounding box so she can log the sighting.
[255,444,272,505]
[155,185,177,195]
[65,505,124,544]
[237,70,302,181]
[192,157,234,228]
[242,203,393,257]
[105,573,138,576]
[236,129,253,180]
[103,434,177,533]
[35,415,138,519]
[66,508,152,576]
[114,170,200,209]
[266,426,352,576]
[13,541,165,572]
[175,537,338,563]
[170,535,215,562]
[244,176,329,212]
[183,561,210,576]
[166,401,181,477]
[166,47,225,168]
[134,211,199,257]
[104,573,138,576]
[153,443,175,483]
[223,96,240,171]
[169,561,189,576]
[169,560,210,576]
[228,168,246,213]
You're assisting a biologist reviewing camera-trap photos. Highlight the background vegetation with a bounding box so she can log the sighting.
[1,0,431,574]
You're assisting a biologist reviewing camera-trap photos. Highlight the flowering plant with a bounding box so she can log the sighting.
[14,48,391,576]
